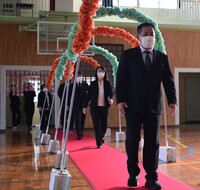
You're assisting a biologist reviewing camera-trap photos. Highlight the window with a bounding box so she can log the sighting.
[28,79,40,102]
[79,44,124,88]
[159,0,179,9]
[85,77,95,85]
[99,0,178,9]
[117,0,137,7]
[140,0,178,9]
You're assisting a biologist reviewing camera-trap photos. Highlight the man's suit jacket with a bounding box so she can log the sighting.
[68,81,88,109]
[23,90,36,108]
[116,46,176,114]
[84,80,114,108]
[37,91,52,110]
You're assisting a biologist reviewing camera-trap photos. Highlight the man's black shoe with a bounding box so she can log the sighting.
[145,180,162,190]
[127,176,138,187]
[77,135,82,140]
[97,145,102,148]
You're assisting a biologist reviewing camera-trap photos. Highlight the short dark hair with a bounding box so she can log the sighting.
[73,71,83,76]
[11,84,16,88]
[137,23,155,34]
[78,71,83,76]
[41,84,45,90]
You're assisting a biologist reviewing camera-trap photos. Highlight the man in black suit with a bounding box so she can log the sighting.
[23,82,36,130]
[116,23,177,190]
[57,79,72,129]
[68,71,88,140]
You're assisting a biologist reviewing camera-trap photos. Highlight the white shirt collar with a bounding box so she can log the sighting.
[139,45,153,54]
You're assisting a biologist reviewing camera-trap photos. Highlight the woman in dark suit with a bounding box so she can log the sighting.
[83,66,114,148]
[9,84,21,128]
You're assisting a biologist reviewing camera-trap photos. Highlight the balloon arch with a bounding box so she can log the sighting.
[46,0,166,89]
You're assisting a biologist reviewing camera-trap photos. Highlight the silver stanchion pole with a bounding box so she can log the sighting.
[41,94,55,145]
[60,54,81,172]
[163,88,169,148]
[159,84,176,162]
[48,77,70,153]
[61,77,71,147]
[46,95,55,134]
[49,56,77,190]
[55,61,72,169]
[34,95,47,139]
[116,111,125,142]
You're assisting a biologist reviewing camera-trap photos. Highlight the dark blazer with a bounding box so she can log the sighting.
[37,91,52,110]
[57,82,70,110]
[68,81,89,109]
[9,91,20,109]
[84,80,114,108]
[23,91,36,107]
[116,46,176,114]
[57,83,65,100]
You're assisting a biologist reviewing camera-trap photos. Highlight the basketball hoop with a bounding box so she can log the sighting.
[37,21,75,55]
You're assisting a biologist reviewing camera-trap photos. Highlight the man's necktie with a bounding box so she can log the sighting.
[144,51,151,73]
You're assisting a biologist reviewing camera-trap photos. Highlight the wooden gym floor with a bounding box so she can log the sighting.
[0,125,199,190]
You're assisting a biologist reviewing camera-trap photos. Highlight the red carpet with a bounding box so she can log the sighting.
[57,131,194,190]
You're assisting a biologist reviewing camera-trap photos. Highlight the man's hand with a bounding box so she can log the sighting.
[169,104,177,117]
[83,108,87,115]
[117,102,128,116]
[109,99,113,105]
[39,107,42,112]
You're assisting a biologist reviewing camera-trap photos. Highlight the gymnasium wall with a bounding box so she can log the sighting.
[1,23,200,127]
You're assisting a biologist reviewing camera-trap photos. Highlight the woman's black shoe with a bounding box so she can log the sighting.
[127,176,138,187]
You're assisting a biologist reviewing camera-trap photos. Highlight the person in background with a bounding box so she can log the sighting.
[9,84,21,129]
[116,22,177,190]
[68,71,88,139]
[57,79,71,128]
[37,84,52,133]
[83,66,114,148]
[23,82,36,130]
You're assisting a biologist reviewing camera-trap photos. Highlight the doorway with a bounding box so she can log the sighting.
[0,65,60,130]
[175,68,200,125]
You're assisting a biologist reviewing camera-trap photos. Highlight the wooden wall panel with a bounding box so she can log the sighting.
[0,24,58,66]
[2,23,200,127]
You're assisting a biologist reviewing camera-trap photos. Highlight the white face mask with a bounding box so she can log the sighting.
[140,36,155,49]
[76,76,83,83]
[43,88,48,92]
[97,72,105,79]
